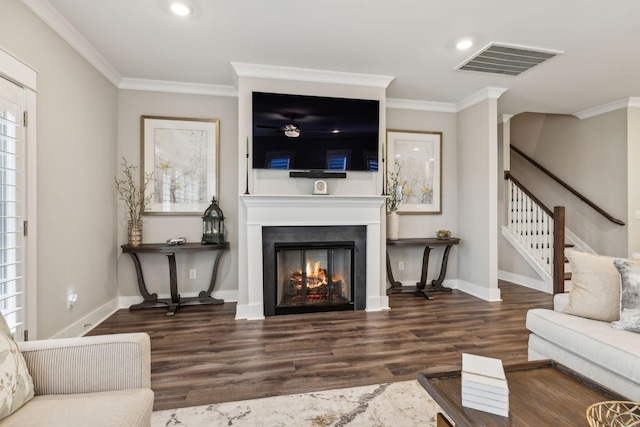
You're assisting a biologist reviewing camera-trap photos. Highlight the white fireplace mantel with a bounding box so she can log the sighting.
[236,194,389,320]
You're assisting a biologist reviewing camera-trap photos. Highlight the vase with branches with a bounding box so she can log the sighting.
[115,158,153,245]
[386,161,402,212]
[386,162,402,240]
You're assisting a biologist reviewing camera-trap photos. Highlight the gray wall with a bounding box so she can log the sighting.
[385,108,459,285]
[627,107,640,256]
[456,98,501,300]
[1,0,119,338]
[116,91,238,300]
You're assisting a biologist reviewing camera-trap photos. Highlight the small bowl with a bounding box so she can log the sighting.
[436,230,451,239]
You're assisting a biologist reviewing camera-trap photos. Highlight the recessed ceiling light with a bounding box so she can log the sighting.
[456,39,473,50]
[170,3,192,16]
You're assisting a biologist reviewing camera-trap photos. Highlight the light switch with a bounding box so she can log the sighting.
[635,210,640,220]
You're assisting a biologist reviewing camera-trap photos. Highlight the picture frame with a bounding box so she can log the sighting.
[386,129,442,214]
[141,116,219,215]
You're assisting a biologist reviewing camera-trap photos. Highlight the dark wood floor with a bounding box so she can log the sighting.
[88,281,553,411]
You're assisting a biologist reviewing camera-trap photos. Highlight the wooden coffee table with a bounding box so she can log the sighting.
[418,360,627,426]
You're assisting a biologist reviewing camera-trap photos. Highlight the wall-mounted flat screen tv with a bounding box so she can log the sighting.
[252,92,380,172]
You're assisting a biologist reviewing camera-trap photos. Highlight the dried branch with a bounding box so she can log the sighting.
[386,161,402,212]
[114,158,153,222]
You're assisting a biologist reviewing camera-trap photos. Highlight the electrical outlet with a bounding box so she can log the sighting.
[67,293,78,310]
[398,261,405,271]
[189,269,197,279]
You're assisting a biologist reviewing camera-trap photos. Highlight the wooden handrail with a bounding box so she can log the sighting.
[504,171,553,217]
[510,145,625,226]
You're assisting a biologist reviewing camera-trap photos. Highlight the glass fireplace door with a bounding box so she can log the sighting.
[274,242,355,314]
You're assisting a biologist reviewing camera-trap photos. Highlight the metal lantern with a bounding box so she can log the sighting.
[201,196,225,244]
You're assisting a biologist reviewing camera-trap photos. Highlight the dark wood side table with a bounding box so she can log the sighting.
[121,242,229,316]
[386,237,460,299]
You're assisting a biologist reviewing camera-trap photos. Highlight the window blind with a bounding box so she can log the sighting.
[0,77,24,337]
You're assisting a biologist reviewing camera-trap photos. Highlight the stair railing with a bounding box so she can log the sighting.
[505,172,566,293]
[510,145,625,226]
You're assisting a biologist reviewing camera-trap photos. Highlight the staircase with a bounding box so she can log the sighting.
[503,173,606,294]
[504,146,625,294]
[503,172,567,293]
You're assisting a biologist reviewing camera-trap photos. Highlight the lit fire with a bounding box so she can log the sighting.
[284,259,348,302]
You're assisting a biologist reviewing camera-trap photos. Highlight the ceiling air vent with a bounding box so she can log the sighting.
[456,43,561,76]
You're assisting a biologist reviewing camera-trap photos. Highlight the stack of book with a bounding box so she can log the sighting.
[461,353,509,417]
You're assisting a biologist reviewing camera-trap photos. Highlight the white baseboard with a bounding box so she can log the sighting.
[498,270,552,294]
[49,298,120,339]
[365,295,390,311]
[455,279,502,302]
[235,303,265,320]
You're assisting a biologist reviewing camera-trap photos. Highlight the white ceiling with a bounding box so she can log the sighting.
[24,0,640,117]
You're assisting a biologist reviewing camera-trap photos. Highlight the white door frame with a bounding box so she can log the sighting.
[0,47,38,340]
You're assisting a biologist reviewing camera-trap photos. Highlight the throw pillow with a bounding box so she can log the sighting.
[0,313,34,420]
[613,259,640,333]
[563,250,639,322]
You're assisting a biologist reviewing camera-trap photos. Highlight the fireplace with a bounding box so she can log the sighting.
[238,195,388,320]
[263,226,366,316]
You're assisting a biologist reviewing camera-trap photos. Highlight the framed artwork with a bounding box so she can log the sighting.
[386,129,442,214]
[141,116,219,215]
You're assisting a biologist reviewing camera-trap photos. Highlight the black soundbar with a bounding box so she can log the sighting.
[289,171,347,179]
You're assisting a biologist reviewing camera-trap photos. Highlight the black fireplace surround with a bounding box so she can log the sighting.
[263,226,367,316]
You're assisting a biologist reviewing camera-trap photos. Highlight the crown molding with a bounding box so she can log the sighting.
[119,78,237,97]
[386,98,456,113]
[574,97,640,120]
[455,87,508,112]
[499,114,514,124]
[231,62,395,89]
[21,0,122,87]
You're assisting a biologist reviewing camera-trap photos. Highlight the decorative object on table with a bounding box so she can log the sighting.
[313,180,328,195]
[386,129,442,214]
[202,196,225,244]
[437,230,451,239]
[386,161,402,240]
[114,157,153,246]
[166,237,187,245]
[141,116,219,214]
[586,401,640,427]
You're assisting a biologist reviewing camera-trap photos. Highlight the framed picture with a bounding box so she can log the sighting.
[141,116,219,215]
[386,129,442,214]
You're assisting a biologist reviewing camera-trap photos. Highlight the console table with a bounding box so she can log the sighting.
[121,242,229,316]
[386,237,460,299]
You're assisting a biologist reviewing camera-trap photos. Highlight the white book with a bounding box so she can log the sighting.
[462,353,506,380]
[461,353,509,417]
[462,390,509,409]
[462,398,509,417]
[461,372,509,396]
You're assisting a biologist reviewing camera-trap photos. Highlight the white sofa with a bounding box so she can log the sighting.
[0,333,154,427]
[526,293,640,401]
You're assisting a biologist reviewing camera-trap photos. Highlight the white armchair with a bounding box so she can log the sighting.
[0,333,154,427]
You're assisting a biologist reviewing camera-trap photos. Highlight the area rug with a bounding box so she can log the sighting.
[151,380,447,427]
